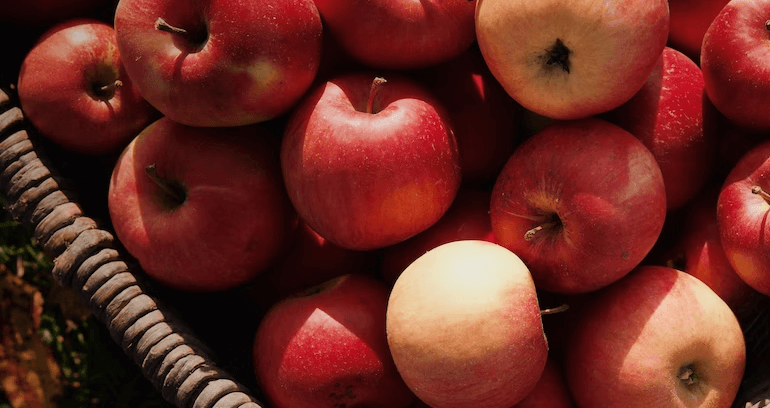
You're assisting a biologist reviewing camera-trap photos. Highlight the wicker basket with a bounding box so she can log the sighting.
[1,73,770,408]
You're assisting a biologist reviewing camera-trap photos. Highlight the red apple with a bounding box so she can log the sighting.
[667,0,730,60]
[312,0,476,70]
[414,45,521,185]
[602,46,718,210]
[701,0,770,131]
[491,118,667,294]
[386,240,548,408]
[667,184,763,323]
[107,117,298,292]
[564,265,746,408]
[113,0,323,127]
[253,273,417,408]
[475,0,670,120]
[17,19,158,156]
[281,72,461,251]
[513,356,576,408]
[717,139,770,296]
[245,220,381,314]
[379,187,496,284]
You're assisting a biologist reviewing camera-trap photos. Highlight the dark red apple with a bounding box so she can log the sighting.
[253,273,416,408]
[491,118,667,294]
[17,19,158,155]
[281,72,461,251]
[415,44,521,185]
[701,0,770,131]
[108,117,298,292]
[603,46,718,211]
[313,0,476,70]
[113,0,324,127]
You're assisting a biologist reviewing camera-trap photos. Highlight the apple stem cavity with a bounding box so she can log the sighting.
[540,304,569,315]
[751,185,770,202]
[92,80,122,100]
[154,17,208,51]
[366,77,387,114]
[678,365,699,386]
[765,19,770,31]
[145,164,187,207]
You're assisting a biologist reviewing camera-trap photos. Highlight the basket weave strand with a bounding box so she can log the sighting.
[0,85,265,408]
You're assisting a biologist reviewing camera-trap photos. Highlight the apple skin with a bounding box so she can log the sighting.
[379,187,496,285]
[513,356,576,408]
[253,273,417,408]
[414,44,521,185]
[701,0,770,131]
[281,72,461,251]
[602,46,718,211]
[667,0,730,60]
[564,265,745,408]
[475,0,670,120]
[107,117,298,292]
[312,0,476,70]
[674,185,763,322]
[717,139,770,297]
[113,0,323,127]
[386,240,548,408]
[17,19,158,156]
[490,118,667,294]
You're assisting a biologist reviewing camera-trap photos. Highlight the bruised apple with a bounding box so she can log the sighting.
[386,240,548,408]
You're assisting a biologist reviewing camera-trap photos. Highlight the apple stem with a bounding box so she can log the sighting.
[752,185,770,202]
[765,19,770,30]
[155,17,188,35]
[99,80,122,94]
[678,366,699,386]
[540,304,569,315]
[367,77,387,114]
[145,164,186,204]
[524,220,560,241]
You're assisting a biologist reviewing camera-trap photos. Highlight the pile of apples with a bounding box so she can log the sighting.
[5,0,770,407]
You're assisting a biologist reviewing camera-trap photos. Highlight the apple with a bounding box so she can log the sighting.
[701,0,770,131]
[253,273,417,408]
[564,265,746,408]
[475,0,670,120]
[414,44,521,185]
[491,118,667,294]
[244,220,381,315]
[281,72,461,251]
[113,0,323,127]
[602,46,718,210]
[16,19,158,156]
[386,240,548,408]
[513,356,576,408]
[379,187,496,284]
[312,0,476,70]
[667,0,730,60]
[671,184,764,323]
[107,117,298,292]
[717,139,770,297]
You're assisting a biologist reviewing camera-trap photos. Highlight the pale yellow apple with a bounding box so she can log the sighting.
[386,240,548,408]
[475,0,669,120]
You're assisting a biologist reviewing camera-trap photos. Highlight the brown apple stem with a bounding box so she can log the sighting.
[98,80,123,94]
[145,164,185,204]
[678,366,699,386]
[524,220,560,241]
[765,19,770,31]
[367,77,387,114]
[751,185,770,202]
[540,304,569,315]
[155,17,188,35]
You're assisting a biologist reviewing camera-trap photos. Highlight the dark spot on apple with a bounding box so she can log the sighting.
[621,251,630,260]
[540,38,572,74]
